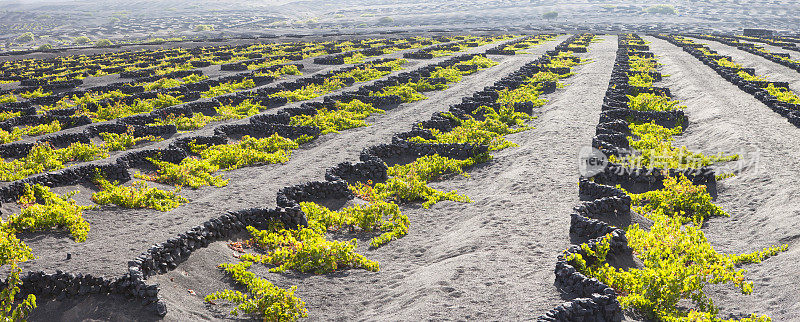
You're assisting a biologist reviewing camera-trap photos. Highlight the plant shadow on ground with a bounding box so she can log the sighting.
[204,273,262,321]
[29,293,163,322]
[16,230,73,244]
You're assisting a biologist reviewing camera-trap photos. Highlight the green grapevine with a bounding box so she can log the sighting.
[2,184,92,242]
[205,261,307,321]
[92,175,187,212]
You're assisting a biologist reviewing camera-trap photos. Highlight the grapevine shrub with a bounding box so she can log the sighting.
[628,73,654,87]
[0,93,16,104]
[0,121,62,144]
[90,94,183,122]
[2,184,92,242]
[242,226,379,274]
[189,134,300,170]
[301,200,408,248]
[569,175,786,321]
[627,93,683,111]
[100,131,163,151]
[372,84,427,103]
[139,74,208,91]
[367,56,498,103]
[410,106,531,151]
[765,84,800,104]
[202,79,257,98]
[205,261,307,320]
[92,176,187,211]
[19,88,51,99]
[0,183,96,318]
[148,100,265,131]
[610,122,738,169]
[271,79,346,102]
[136,157,228,189]
[629,55,659,73]
[0,111,22,122]
[269,59,406,102]
[496,84,547,109]
[0,128,167,181]
[288,99,384,134]
[0,230,37,321]
[351,155,476,208]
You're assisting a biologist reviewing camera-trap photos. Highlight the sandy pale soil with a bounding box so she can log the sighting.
[647,36,800,320]
[24,35,620,321]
